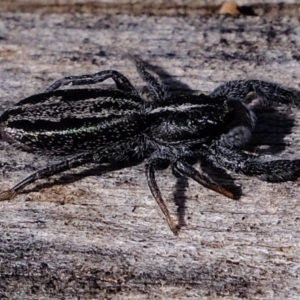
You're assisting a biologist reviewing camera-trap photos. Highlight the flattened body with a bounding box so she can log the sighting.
[0,89,147,155]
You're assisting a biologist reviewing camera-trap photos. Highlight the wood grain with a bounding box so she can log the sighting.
[0,2,300,299]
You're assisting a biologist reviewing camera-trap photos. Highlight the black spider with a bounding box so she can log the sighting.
[1,57,300,234]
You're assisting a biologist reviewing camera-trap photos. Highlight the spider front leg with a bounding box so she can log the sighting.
[0,153,93,201]
[145,154,236,235]
[145,159,179,235]
[207,139,300,182]
[172,160,236,199]
[211,80,300,107]
[45,69,138,95]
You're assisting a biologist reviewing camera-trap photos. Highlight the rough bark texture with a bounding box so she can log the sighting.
[0,1,300,299]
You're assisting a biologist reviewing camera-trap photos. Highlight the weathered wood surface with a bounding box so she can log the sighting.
[1,2,300,299]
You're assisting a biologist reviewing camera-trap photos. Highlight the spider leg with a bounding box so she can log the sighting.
[0,138,142,202]
[145,159,179,235]
[0,153,93,201]
[211,80,300,107]
[207,139,300,182]
[210,80,300,179]
[172,160,236,199]
[145,150,237,235]
[130,56,168,102]
[45,70,138,95]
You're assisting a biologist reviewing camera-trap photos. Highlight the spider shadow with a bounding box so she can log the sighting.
[132,58,192,92]
[173,176,189,229]
[247,105,295,155]
[172,162,243,231]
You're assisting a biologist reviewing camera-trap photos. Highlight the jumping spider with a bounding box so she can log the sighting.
[1,57,300,234]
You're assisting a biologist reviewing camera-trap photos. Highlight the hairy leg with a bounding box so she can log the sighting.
[145,151,235,235]
[131,56,168,102]
[45,70,138,95]
[0,138,142,201]
[0,153,93,201]
[206,139,300,182]
[210,80,300,180]
[172,160,236,199]
[211,80,300,107]
[145,161,179,235]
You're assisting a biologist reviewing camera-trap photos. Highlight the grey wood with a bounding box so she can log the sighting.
[0,2,300,299]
